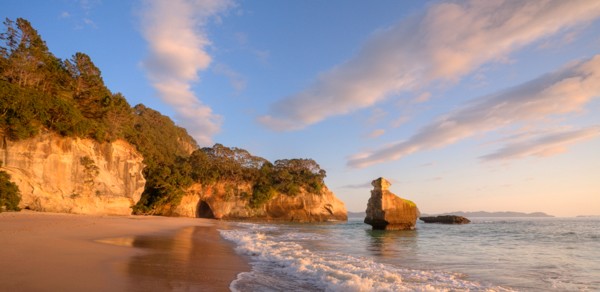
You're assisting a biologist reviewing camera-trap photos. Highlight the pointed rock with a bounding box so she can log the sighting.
[364,177,419,230]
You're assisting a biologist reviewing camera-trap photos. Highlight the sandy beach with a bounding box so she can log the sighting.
[0,211,249,292]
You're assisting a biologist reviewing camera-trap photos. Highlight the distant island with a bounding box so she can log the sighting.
[421,211,554,218]
[349,210,554,218]
[348,211,366,218]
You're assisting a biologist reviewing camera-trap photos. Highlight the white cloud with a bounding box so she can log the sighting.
[140,0,233,145]
[259,0,600,131]
[348,55,600,168]
[368,129,386,139]
[481,126,600,161]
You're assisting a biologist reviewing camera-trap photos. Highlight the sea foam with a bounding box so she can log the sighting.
[220,224,514,292]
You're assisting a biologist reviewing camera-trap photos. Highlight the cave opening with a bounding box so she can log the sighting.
[197,201,215,219]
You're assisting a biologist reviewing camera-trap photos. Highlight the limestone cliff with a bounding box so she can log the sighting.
[166,182,347,222]
[364,177,419,230]
[0,131,145,215]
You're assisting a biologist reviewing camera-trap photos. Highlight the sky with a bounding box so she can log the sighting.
[4,0,600,217]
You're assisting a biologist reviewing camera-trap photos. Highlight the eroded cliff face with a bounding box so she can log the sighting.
[0,131,145,215]
[167,182,347,222]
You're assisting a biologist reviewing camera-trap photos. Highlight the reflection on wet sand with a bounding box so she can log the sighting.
[100,225,248,291]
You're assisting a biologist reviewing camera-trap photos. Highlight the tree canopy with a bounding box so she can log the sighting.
[0,18,327,214]
[0,170,21,212]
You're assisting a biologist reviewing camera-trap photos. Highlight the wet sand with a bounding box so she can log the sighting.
[0,211,249,291]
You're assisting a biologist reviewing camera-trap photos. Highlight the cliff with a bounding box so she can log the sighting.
[364,177,419,230]
[165,182,347,222]
[0,131,146,215]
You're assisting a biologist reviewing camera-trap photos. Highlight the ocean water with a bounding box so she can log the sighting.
[219,217,600,291]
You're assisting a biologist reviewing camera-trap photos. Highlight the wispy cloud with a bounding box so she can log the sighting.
[82,18,97,28]
[348,55,600,168]
[412,92,431,104]
[259,1,600,131]
[340,177,401,189]
[481,126,600,161]
[213,63,246,94]
[391,115,410,128]
[140,0,233,145]
[419,162,435,168]
[233,31,270,65]
[60,0,100,29]
[367,108,387,125]
[368,129,386,139]
[340,182,373,189]
[79,0,100,13]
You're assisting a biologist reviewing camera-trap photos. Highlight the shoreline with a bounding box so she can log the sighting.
[0,210,249,291]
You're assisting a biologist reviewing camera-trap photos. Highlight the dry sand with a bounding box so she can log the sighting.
[0,211,249,292]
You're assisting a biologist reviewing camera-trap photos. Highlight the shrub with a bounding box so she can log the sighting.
[0,171,21,212]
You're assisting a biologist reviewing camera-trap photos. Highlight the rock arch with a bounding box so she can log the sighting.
[197,200,215,219]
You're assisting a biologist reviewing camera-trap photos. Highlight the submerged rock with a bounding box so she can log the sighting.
[364,177,419,230]
[419,215,471,224]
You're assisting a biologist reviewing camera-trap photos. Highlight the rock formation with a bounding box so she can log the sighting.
[165,182,347,222]
[420,215,471,224]
[0,131,146,215]
[364,177,419,230]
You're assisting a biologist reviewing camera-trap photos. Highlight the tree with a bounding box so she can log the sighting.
[1,17,332,214]
[0,18,65,93]
[65,52,112,120]
[0,170,21,212]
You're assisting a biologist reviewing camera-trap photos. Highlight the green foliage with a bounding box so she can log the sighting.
[132,158,194,214]
[0,170,21,212]
[80,156,99,181]
[126,105,196,168]
[250,182,276,208]
[404,199,417,208]
[126,105,198,214]
[0,80,94,140]
[65,52,112,120]
[189,144,267,184]
[189,144,327,208]
[272,159,326,195]
[0,17,329,213]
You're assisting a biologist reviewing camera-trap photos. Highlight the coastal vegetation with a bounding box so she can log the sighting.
[0,170,21,211]
[0,17,326,214]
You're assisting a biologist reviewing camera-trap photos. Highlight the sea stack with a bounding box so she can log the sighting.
[364,177,419,230]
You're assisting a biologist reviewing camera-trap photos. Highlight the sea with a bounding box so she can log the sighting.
[219,217,600,291]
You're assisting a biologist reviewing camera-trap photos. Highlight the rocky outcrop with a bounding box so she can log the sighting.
[166,182,347,222]
[364,177,419,230]
[0,131,145,215]
[420,215,471,224]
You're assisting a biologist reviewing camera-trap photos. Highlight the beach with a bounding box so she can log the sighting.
[0,211,249,292]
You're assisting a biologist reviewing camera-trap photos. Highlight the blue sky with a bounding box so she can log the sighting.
[4,0,600,216]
